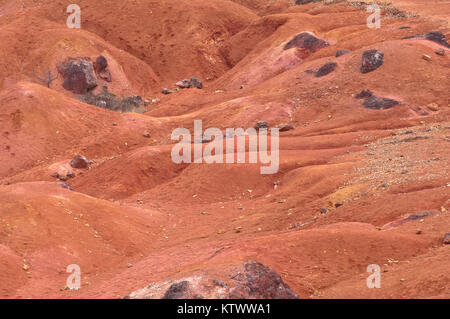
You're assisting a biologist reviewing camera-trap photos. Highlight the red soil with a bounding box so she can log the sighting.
[0,0,449,298]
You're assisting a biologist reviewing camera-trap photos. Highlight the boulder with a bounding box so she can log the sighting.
[70,155,89,169]
[361,50,384,73]
[57,58,98,94]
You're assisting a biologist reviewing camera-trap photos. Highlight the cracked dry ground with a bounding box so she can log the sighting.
[0,0,449,298]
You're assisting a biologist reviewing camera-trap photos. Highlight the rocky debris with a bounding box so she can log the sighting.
[254,121,269,130]
[444,233,450,245]
[94,55,112,82]
[435,48,445,56]
[57,57,98,94]
[283,32,330,52]
[70,155,89,169]
[355,89,373,99]
[315,62,337,77]
[402,31,450,48]
[127,261,297,299]
[190,76,203,89]
[361,50,384,73]
[277,124,294,132]
[422,54,432,62]
[336,49,350,57]
[361,95,399,110]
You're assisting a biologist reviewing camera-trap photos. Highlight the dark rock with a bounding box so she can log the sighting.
[363,96,399,110]
[315,62,337,77]
[176,79,191,89]
[284,32,330,52]
[162,88,171,94]
[254,121,269,130]
[398,26,411,29]
[277,124,294,132]
[57,57,98,94]
[425,31,450,48]
[335,202,343,208]
[190,76,203,89]
[162,281,191,299]
[355,89,373,99]
[320,208,327,214]
[66,171,75,178]
[444,233,450,245]
[305,69,315,74]
[361,50,384,73]
[228,261,298,299]
[70,155,89,169]
[336,49,350,57]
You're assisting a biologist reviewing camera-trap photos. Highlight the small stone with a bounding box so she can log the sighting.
[416,230,422,235]
[335,202,343,208]
[127,263,133,268]
[143,131,151,138]
[427,103,439,111]
[320,208,327,214]
[66,171,75,178]
[444,233,450,244]
[363,96,399,110]
[422,54,432,62]
[161,88,171,94]
[435,48,445,56]
[254,121,269,130]
[23,264,29,271]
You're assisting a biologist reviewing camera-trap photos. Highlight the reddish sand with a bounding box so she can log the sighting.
[0,0,449,298]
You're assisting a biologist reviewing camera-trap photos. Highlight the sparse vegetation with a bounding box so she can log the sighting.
[33,69,58,88]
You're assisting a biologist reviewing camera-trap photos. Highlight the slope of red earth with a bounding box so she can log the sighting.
[0,0,449,298]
